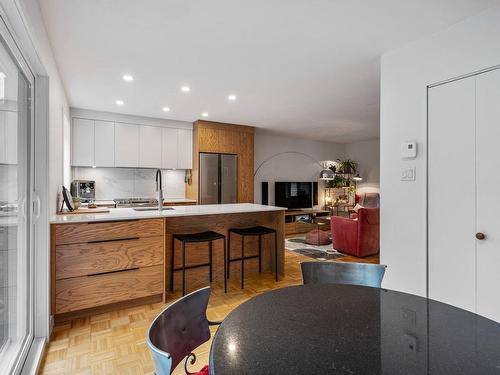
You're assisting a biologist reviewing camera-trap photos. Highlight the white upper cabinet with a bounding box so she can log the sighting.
[177,128,193,169]
[139,125,162,168]
[70,116,193,170]
[72,118,94,167]
[94,120,115,167]
[161,127,178,169]
[115,123,139,167]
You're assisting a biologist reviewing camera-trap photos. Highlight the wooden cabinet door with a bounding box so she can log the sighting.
[115,123,139,167]
[177,128,193,169]
[72,118,94,167]
[161,127,178,169]
[94,120,115,167]
[139,125,162,168]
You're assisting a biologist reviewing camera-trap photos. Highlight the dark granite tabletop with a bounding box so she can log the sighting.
[209,284,500,375]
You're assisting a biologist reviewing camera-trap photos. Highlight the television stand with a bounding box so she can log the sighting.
[284,208,330,235]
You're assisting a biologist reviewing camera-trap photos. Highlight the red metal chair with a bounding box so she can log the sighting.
[331,208,380,257]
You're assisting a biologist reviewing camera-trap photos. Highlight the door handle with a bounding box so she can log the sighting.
[476,232,486,240]
[32,192,41,223]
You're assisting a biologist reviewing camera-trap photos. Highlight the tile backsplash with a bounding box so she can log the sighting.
[72,167,186,200]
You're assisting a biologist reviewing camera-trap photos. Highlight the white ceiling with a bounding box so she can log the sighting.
[39,0,500,143]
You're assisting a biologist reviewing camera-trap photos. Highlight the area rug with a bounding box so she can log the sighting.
[285,237,346,260]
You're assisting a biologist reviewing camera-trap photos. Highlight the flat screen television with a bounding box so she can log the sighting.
[275,181,317,209]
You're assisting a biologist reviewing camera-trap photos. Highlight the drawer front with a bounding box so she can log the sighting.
[54,218,164,245]
[56,236,164,280]
[55,265,163,314]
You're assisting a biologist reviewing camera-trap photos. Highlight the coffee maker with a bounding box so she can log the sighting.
[70,180,95,202]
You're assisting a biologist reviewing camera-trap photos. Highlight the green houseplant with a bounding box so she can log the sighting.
[337,159,357,174]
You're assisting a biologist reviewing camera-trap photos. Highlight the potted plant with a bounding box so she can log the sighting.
[338,159,357,174]
[72,196,81,210]
[332,175,346,188]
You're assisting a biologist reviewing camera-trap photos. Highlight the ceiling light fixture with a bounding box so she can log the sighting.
[228,94,237,101]
[162,106,170,112]
[115,99,124,106]
[122,74,134,82]
[181,85,190,92]
[201,112,209,117]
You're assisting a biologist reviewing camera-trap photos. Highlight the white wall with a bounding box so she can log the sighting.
[70,107,193,130]
[380,6,500,296]
[17,0,70,216]
[254,129,345,206]
[345,138,380,194]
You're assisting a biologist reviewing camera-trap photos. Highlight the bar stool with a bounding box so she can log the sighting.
[170,231,227,296]
[227,226,278,289]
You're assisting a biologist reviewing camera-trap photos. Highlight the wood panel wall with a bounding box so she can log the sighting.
[186,120,254,203]
[165,210,284,296]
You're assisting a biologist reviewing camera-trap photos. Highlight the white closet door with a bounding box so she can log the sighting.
[72,118,94,166]
[476,68,500,322]
[94,120,115,167]
[115,123,139,167]
[428,77,476,313]
[139,125,162,168]
[161,127,178,169]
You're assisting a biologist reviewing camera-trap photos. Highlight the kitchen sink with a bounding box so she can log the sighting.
[132,207,175,211]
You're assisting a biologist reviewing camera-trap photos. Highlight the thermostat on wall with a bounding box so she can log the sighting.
[401,141,417,159]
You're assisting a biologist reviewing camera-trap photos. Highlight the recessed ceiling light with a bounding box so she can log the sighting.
[162,106,170,112]
[201,112,209,117]
[228,94,237,101]
[115,99,124,106]
[181,85,190,92]
[122,74,134,82]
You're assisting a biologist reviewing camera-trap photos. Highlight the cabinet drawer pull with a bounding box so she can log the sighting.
[87,267,140,277]
[88,219,140,225]
[87,236,140,244]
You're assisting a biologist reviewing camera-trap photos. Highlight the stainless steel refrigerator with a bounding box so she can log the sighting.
[199,153,238,204]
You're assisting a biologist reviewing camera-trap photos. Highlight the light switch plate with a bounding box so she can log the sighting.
[401,167,416,181]
[401,141,417,159]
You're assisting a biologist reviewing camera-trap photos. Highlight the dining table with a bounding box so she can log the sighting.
[209,284,500,374]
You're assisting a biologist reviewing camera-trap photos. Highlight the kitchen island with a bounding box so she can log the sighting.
[50,203,285,319]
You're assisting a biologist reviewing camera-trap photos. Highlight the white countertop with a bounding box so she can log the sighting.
[50,203,286,224]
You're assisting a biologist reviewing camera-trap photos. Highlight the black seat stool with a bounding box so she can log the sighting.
[227,226,278,289]
[170,231,227,296]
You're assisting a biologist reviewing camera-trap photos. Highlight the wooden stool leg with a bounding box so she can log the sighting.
[223,238,227,293]
[258,234,262,273]
[182,241,186,296]
[209,240,213,283]
[274,231,278,282]
[227,231,231,279]
[170,237,175,292]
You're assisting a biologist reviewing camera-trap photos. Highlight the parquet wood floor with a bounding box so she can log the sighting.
[39,250,379,375]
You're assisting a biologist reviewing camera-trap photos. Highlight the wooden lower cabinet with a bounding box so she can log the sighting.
[55,236,164,280]
[51,218,165,317]
[55,265,164,314]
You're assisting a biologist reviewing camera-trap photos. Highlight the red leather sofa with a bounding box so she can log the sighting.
[331,208,380,257]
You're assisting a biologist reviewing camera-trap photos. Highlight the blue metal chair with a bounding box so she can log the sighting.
[301,262,387,288]
[146,287,221,375]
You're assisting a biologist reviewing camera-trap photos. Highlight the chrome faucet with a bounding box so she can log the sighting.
[155,169,163,212]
